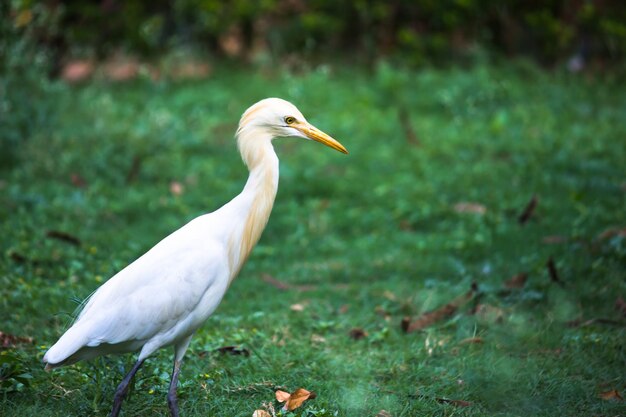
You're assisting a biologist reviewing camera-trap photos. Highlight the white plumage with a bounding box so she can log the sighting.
[43,98,347,417]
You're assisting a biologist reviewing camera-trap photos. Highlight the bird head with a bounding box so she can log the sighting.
[238,98,348,154]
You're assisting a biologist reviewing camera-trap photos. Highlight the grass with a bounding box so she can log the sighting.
[1,63,625,416]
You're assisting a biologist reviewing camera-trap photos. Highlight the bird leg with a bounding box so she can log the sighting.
[167,360,182,417]
[110,359,144,417]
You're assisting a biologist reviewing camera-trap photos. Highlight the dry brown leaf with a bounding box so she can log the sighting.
[70,173,87,188]
[219,25,244,57]
[399,219,413,231]
[170,181,184,196]
[61,60,94,83]
[275,388,316,411]
[453,202,486,215]
[310,334,326,343]
[599,389,623,401]
[348,328,368,340]
[376,410,392,417]
[290,303,305,312]
[275,390,291,402]
[0,331,34,349]
[170,60,211,80]
[542,235,567,244]
[403,284,477,333]
[597,227,626,241]
[504,273,527,289]
[102,56,140,81]
[407,303,456,331]
[286,388,316,411]
[252,410,271,417]
[262,274,316,292]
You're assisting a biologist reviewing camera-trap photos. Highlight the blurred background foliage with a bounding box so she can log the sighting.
[4,0,626,66]
[2,0,624,166]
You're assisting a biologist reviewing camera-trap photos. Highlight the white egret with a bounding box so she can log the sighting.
[43,98,348,417]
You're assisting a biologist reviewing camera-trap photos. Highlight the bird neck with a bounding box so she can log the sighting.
[228,130,279,282]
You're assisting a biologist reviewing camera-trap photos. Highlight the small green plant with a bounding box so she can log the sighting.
[0,351,32,394]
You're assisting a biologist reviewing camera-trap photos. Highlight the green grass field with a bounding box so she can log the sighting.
[1,64,625,416]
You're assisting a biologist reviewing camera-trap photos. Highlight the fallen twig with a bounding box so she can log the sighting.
[46,230,81,246]
[546,257,564,286]
[518,195,538,225]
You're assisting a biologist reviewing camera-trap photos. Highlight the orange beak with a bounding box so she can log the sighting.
[295,123,348,154]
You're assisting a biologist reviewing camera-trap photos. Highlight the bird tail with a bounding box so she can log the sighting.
[43,324,89,370]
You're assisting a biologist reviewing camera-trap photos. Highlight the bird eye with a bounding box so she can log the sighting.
[284,116,296,125]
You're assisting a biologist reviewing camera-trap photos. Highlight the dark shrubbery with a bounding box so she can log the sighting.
[7,1,626,66]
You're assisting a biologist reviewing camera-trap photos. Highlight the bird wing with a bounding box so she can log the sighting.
[44,214,231,365]
[80,215,229,343]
